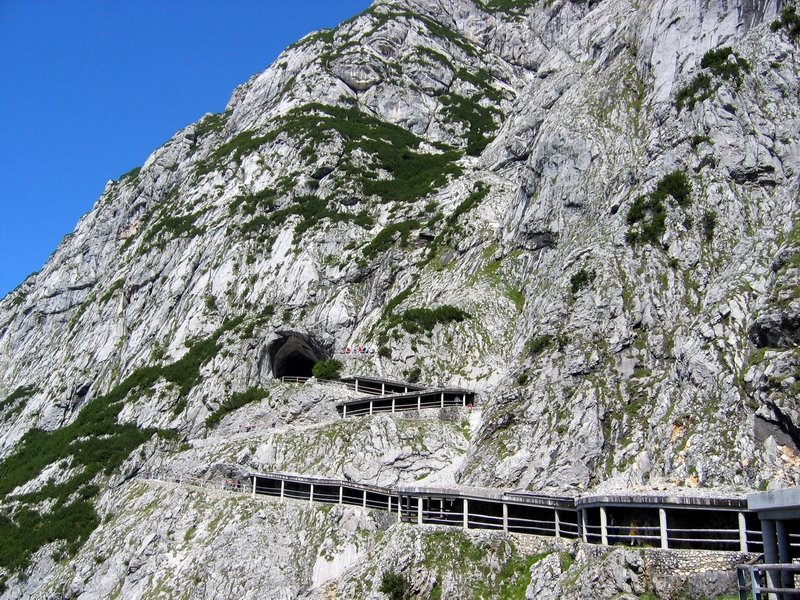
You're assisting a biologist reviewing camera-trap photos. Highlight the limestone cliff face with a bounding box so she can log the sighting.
[0,0,798,597]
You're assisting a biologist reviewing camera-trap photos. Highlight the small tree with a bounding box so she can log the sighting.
[379,571,411,600]
[311,359,343,380]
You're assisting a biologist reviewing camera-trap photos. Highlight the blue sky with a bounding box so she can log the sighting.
[0,0,371,298]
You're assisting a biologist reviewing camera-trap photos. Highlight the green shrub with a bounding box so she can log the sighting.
[652,170,692,206]
[702,210,717,242]
[526,335,554,357]
[379,571,411,600]
[407,367,422,384]
[675,47,750,111]
[205,387,269,428]
[362,220,421,260]
[626,171,692,246]
[400,305,470,334]
[378,346,392,358]
[772,5,800,39]
[570,269,596,295]
[312,359,343,380]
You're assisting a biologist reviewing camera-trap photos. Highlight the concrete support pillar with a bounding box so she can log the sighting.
[600,507,608,546]
[738,512,748,553]
[502,503,508,533]
[363,490,367,509]
[280,480,285,501]
[659,509,669,549]
[555,510,561,538]
[339,486,343,505]
[580,509,588,543]
[463,499,469,531]
[251,477,256,499]
[417,497,423,525]
[777,520,794,590]
[309,483,314,504]
[762,519,780,596]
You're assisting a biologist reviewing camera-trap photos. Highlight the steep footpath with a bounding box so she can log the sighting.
[0,0,799,597]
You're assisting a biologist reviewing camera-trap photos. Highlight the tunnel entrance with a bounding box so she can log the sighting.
[267,331,330,379]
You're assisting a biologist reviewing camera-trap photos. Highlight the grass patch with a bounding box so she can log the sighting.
[205,387,269,428]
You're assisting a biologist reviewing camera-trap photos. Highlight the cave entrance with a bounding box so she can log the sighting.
[267,331,329,379]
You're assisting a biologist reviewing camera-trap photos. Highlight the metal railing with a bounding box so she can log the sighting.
[737,562,800,599]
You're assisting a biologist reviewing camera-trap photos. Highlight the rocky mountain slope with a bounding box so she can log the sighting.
[1,0,799,597]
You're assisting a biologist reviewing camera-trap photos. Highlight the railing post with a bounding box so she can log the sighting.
[309,483,314,504]
[555,510,561,538]
[343,405,347,418]
[440,392,444,408]
[397,496,402,523]
[381,383,385,396]
[502,503,508,533]
[355,379,359,393]
[659,508,669,549]
[363,490,367,509]
[580,509,587,542]
[417,395,421,411]
[280,480,285,501]
[369,401,373,416]
[251,477,256,499]
[776,520,794,592]
[600,507,608,545]
[339,486,343,505]
[418,497,423,525]
[738,512,748,553]
[388,496,392,511]
[463,499,469,531]
[391,398,395,413]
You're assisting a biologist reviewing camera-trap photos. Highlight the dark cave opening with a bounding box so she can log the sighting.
[267,331,329,379]
[280,351,317,378]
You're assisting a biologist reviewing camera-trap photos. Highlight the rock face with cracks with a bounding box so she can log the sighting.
[0,0,798,597]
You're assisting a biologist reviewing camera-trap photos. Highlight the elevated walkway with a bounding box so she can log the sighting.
[246,471,761,552]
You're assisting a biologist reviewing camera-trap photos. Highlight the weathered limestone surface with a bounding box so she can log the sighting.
[0,0,798,597]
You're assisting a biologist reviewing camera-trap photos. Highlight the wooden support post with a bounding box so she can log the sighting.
[463,395,466,408]
[355,380,359,393]
[600,507,608,546]
[738,512,748,553]
[463,499,469,531]
[440,392,444,408]
[251,477,256,499]
[388,496,392,511]
[369,401,373,416]
[309,483,314,504]
[417,395,421,411]
[381,383,385,396]
[417,497,423,525]
[343,405,347,418]
[391,398,396,413]
[502,503,508,533]
[659,508,669,549]
[363,490,367,509]
[339,486,343,505]
[555,510,561,538]
[397,496,402,523]
[280,480,285,501]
